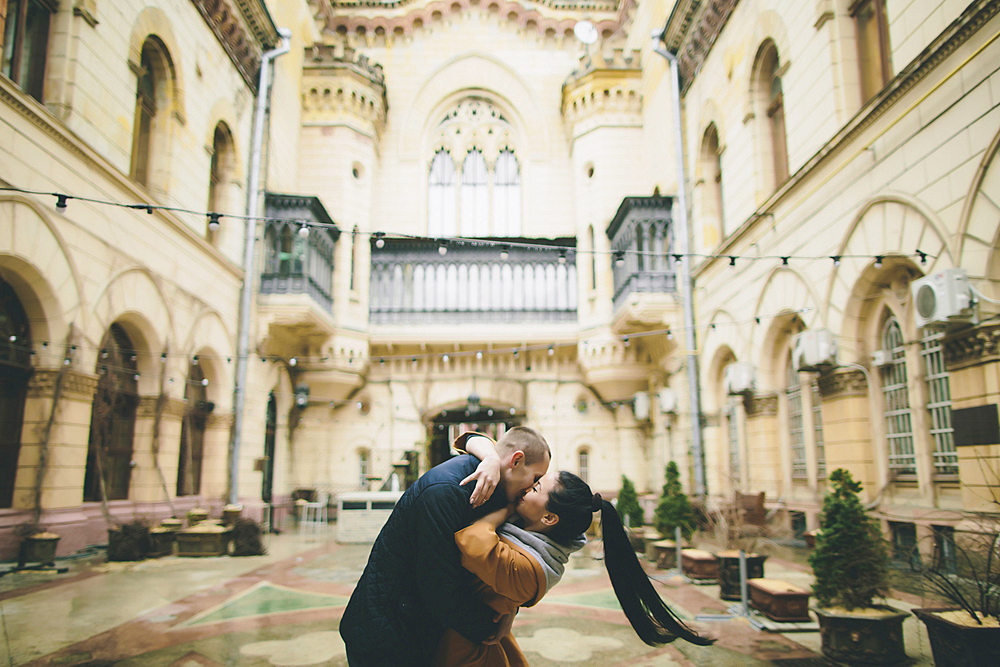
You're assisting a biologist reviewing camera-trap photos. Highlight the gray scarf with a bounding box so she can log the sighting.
[497,523,586,597]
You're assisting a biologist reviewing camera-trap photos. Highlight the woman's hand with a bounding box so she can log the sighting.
[461,455,501,507]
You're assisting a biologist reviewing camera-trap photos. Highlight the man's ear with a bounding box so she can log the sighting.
[509,450,525,468]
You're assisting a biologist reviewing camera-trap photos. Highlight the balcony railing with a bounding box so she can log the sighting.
[260,194,339,313]
[370,238,577,324]
[607,196,677,311]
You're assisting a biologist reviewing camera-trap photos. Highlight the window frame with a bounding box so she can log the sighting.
[1,0,54,102]
[852,0,892,104]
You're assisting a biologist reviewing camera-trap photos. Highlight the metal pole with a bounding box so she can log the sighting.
[229,28,292,506]
[652,39,706,497]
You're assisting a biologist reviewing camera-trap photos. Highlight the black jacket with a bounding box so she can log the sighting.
[340,454,507,667]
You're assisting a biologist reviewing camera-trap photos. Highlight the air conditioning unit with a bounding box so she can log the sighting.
[792,329,838,372]
[633,391,650,421]
[658,388,678,414]
[724,362,756,396]
[911,268,976,329]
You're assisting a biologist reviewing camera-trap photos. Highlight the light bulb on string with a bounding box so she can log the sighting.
[442,354,449,363]
[558,250,567,265]
[614,251,625,267]
[438,239,449,255]
[55,194,69,214]
[207,213,221,232]
[831,256,841,267]
[298,224,310,238]
[201,378,209,386]
[476,350,483,360]
[289,357,297,366]
[874,256,883,268]
[548,346,554,356]
[374,232,385,249]
[917,250,928,265]
[500,245,510,260]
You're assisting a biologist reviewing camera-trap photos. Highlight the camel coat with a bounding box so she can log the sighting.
[434,523,548,667]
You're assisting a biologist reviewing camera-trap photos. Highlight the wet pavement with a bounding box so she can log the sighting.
[0,526,938,666]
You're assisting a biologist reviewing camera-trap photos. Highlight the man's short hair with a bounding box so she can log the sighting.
[497,425,550,465]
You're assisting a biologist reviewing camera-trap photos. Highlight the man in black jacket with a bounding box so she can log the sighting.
[340,426,550,667]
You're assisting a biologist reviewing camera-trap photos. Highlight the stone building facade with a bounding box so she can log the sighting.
[2,0,997,559]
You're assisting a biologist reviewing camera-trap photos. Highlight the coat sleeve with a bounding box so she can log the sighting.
[455,523,544,607]
[413,481,499,643]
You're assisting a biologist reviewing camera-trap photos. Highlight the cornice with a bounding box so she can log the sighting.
[662,0,739,94]
[137,396,188,419]
[744,392,777,417]
[316,0,630,43]
[191,0,279,93]
[944,323,1000,371]
[27,369,99,400]
[817,369,868,398]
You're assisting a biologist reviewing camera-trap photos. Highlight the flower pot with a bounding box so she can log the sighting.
[681,549,719,580]
[814,605,908,664]
[912,607,1000,667]
[715,551,767,600]
[187,508,209,526]
[222,504,243,526]
[161,518,183,531]
[107,525,151,562]
[148,528,175,558]
[18,533,60,567]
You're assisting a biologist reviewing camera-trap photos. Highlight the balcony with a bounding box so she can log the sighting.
[607,196,677,314]
[369,237,577,325]
[260,194,340,314]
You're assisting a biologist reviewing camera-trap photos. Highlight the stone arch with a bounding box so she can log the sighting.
[0,196,84,346]
[204,99,244,182]
[750,267,821,389]
[828,194,952,360]
[401,53,545,160]
[91,268,174,392]
[701,310,740,413]
[127,7,186,124]
[183,310,234,411]
[958,125,1000,289]
[745,9,792,120]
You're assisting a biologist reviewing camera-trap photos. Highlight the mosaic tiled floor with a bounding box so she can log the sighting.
[0,533,935,667]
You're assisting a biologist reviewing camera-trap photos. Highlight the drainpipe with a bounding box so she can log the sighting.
[652,33,707,498]
[230,28,293,506]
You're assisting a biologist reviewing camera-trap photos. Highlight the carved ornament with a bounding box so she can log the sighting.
[745,393,777,417]
[27,369,99,400]
[191,0,280,92]
[661,0,740,94]
[136,396,187,419]
[943,323,1000,371]
[817,369,868,398]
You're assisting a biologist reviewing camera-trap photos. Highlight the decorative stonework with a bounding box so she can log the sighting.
[562,65,643,138]
[314,0,630,44]
[27,369,99,400]
[137,396,187,419]
[744,393,777,417]
[943,323,1000,371]
[662,0,740,94]
[191,0,280,92]
[302,44,388,138]
[817,369,868,398]
[207,412,235,429]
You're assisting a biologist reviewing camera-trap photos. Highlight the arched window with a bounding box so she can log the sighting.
[786,357,806,479]
[700,123,724,243]
[812,380,827,479]
[207,122,235,242]
[880,316,916,475]
[84,324,139,501]
[753,41,789,191]
[177,362,208,496]
[726,394,741,480]
[358,449,370,488]
[0,277,32,508]
[131,43,157,187]
[578,448,590,484]
[854,0,892,104]
[0,0,53,102]
[461,149,489,236]
[920,332,956,474]
[493,149,521,236]
[428,150,457,237]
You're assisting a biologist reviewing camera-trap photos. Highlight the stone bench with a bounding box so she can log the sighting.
[748,578,811,622]
[681,548,719,580]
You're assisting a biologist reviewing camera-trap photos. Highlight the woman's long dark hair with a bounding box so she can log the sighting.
[546,471,715,647]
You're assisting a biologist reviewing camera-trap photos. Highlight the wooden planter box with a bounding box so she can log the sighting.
[748,578,811,622]
[716,552,768,601]
[149,529,175,558]
[912,607,1000,667]
[222,505,243,526]
[186,508,209,526]
[814,605,908,665]
[681,549,718,580]
[18,534,60,567]
[651,540,681,569]
[176,527,231,557]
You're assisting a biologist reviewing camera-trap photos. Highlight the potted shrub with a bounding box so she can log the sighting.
[650,462,697,568]
[231,518,267,557]
[15,524,61,568]
[616,475,645,551]
[912,517,999,666]
[809,469,908,664]
[107,520,152,562]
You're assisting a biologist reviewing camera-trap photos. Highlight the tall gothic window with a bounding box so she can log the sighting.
[787,359,806,479]
[753,41,789,191]
[461,149,489,236]
[131,43,157,187]
[700,123,724,243]
[84,324,139,501]
[358,449,369,488]
[177,362,209,496]
[207,122,235,242]
[0,277,31,508]
[578,448,590,484]
[920,332,957,474]
[726,395,741,480]
[881,316,916,475]
[427,98,521,237]
[812,380,827,479]
[1,0,53,102]
[854,0,892,104]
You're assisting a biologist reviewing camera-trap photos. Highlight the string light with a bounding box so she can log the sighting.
[298,224,310,238]
[729,256,737,267]
[781,256,789,265]
[55,194,69,214]
[832,256,841,267]
[373,232,385,248]
[207,213,221,231]
[614,251,625,267]
[558,250,567,264]
[437,239,449,255]
[500,245,510,260]
[874,256,883,268]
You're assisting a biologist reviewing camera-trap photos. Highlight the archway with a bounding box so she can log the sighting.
[0,277,32,508]
[426,400,523,468]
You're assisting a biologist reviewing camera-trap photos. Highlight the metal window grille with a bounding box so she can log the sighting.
[358,451,369,488]
[881,318,916,474]
[920,332,958,474]
[787,364,806,478]
[579,449,589,484]
[812,380,827,479]
[726,397,740,478]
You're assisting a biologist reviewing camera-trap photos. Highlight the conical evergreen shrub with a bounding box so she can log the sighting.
[654,462,697,539]
[617,475,643,528]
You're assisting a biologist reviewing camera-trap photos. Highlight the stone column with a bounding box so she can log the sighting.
[130,396,185,506]
[744,393,780,497]
[817,369,879,500]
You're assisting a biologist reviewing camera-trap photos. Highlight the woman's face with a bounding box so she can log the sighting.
[516,470,560,532]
